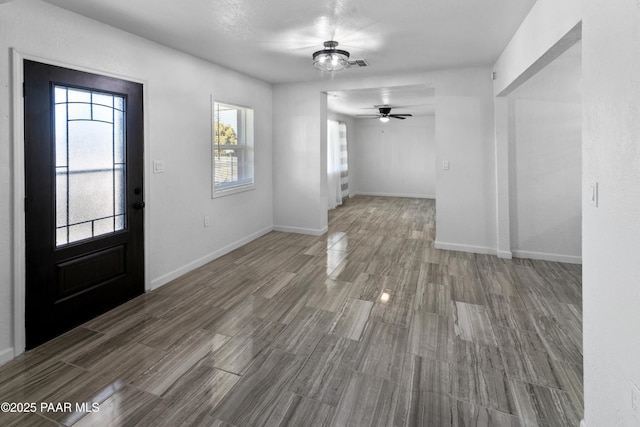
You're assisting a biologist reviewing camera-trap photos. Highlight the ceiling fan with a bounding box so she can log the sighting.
[357,106,413,122]
[312,41,369,72]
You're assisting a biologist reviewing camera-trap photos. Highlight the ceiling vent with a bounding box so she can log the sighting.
[348,59,369,67]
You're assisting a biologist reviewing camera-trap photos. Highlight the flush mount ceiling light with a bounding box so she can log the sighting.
[313,41,350,72]
[312,41,370,72]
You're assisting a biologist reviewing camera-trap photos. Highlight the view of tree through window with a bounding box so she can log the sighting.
[214,122,237,146]
[212,101,254,196]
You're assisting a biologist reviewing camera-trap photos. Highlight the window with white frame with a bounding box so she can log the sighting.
[212,101,254,197]
[327,120,349,209]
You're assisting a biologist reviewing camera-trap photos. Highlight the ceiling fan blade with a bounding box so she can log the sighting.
[389,114,413,117]
[391,116,407,120]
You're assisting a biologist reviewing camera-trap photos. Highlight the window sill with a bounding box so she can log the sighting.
[212,184,255,199]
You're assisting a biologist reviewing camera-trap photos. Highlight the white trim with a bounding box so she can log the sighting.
[149,226,274,291]
[16,51,150,90]
[12,49,26,358]
[511,250,582,264]
[0,348,15,367]
[273,225,328,236]
[11,49,151,357]
[434,240,497,255]
[352,192,436,200]
[497,250,513,259]
[212,184,255,199]
[432,242,582,264]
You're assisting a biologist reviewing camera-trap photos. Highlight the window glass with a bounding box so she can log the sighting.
[212,101,254,197]
[54,85,126,246]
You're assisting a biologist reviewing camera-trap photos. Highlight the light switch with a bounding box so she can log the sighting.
[590,182,598,207]
[442,160,450,170]
[153,160,165,174]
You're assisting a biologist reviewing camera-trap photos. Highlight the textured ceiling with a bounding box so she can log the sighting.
[42,0,536,84]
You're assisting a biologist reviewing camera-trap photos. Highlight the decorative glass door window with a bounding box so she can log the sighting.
[54,85,126,246]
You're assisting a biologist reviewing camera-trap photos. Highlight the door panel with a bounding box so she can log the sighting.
[24,60,144,349]
[56,245,126,299]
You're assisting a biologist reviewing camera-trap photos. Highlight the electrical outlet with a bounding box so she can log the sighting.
[204,216,210,228]
[632,381,640,420]
[443,160,450,170]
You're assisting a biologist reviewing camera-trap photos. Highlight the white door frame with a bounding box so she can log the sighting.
[10,49,151,357]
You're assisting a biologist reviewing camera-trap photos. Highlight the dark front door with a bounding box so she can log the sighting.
[24,60,145,349]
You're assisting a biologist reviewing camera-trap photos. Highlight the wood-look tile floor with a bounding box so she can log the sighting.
[0,196,583,426]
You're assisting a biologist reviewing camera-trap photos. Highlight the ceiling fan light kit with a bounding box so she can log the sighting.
[312,41,350,72]
[357,106,414,123]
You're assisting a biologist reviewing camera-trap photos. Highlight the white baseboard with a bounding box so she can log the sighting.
[512,249,582,264]
[351,192,436,200]
[580,420,587,427]
[0,347,15,366]
[497,250,513,259]
[273,225,328,236]
[149,226,274,291]
[434,240,496,255]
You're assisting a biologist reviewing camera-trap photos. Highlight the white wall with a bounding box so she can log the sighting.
[492,0,582,261]
[583,1,640,426]
[0,0,273,361]
[435,75,496,253]
[493,0,582,96]
[496,0,640,425]
[351,115,435,199]
[273,86,326,235]
[509,45,582,263]
[273,68,496,253]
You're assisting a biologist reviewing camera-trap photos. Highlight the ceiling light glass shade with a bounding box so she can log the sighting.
[379,116,390,123]
[313,41,350,72]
